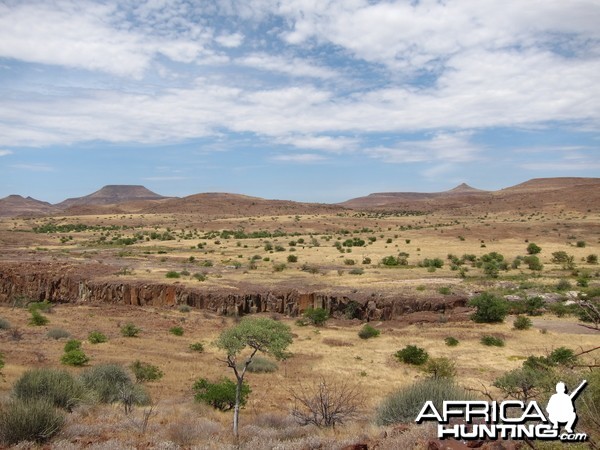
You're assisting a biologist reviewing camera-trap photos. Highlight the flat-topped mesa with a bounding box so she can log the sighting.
[55,185,166,209]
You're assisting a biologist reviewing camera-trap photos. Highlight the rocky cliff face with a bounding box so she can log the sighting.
[0,262,468,320]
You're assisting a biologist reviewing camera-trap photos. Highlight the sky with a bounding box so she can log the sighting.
[0,0,599,203]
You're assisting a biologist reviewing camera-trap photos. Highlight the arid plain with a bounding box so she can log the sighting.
[0,177,599,449]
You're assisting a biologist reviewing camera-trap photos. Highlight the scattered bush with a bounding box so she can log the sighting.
[523,255,543,271]
[0,317,10,330]
[480,335,505,347]
[513,316,532,330]
[556,279,572,291]
[287,254,298,263]
[423,357,456,379]
[444,336,459,347]
[189,342,204,352]
[178,304,191,313]
[303,307,329,326]
[587,254,598,264]
[548,347,577,366]
[527,243,541,254]
[576,241,586,248]
[130,360,164,383]
[358,324,380,339]
[395,345,429,365]
[193,377,250,411]
[165,271,180,278]
[244,356,278,373]
[13,368,85,411]
[169,326,184,336]
[64,339,82,352]
[524,296,545,316]
[28,310,49,326]
[376,379,473,425]
[61,349,89,367]
[46,328,70,340]
[88,331,108,344]
[0,399,65,445]
[438,287,451,295]
[469,292,508,323]
[121,322,141,337]
[80,364,149,406]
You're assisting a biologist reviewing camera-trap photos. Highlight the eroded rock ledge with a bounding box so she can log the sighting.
[0,262,469,321]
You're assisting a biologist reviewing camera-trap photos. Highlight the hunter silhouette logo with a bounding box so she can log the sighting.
[546,380,586,434]
[416,380,588,442]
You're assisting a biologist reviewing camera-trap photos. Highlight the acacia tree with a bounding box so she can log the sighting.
[215,317,293,437]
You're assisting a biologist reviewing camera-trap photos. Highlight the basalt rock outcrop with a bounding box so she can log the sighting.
[0,262,468,320]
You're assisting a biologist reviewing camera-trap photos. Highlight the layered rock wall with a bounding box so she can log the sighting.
[0,262,468,320]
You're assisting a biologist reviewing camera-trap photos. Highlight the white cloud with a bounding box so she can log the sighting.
[216,33,244,48]
[276,135,357,152]
[0,149,12,156]
[270,153,328,163]
[142,176,188,181]
[368,133,482,164]
[237,53,337,79]
[10,163,54,172]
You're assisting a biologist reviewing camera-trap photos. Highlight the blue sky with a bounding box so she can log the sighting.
[0,0,599,203]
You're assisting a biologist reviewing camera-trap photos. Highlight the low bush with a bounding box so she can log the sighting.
[80,364,150,406]
[513,316,532,330]
[88,331,108,344]
[303,307,329,326]
[395,345,429,365]
[480,335,505,347]
[61,349,89,366]
[287,254,298,263]
[64,339,82,352]
[376,379,473,425]
[130,360,164,383]
[189,342,204,352]
[244,356,278,373]
[548,347,577,366]
[165,271,180,278]
[28,310,49,326]
[469,292,508,323]
[193,377,251,411]
[423,357,456,379]
[358,324,380,339]
[444,336,459,346]
[178,304,191,313]
[13,369,85,411]
[121,322,141,337]
[169,326,184,336]
[46,328,70,340]
[0,399,65,445]
[0,317,11,330]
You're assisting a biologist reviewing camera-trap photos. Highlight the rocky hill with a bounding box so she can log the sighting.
[55,185,167,210]
[0,195,57,217]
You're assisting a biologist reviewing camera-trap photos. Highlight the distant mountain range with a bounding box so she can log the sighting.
[0,177,598,217]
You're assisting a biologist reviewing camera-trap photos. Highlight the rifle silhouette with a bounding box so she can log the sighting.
[569,380,587,400]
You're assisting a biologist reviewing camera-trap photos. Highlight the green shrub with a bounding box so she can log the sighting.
[46,328,70,340]
[244,356,278,373]
[556,279,572,291]
[469,292,508,323]
[0,399,64,445]
[169,326,184,336]
[193,377,250,411]
[376,379,473,425]
[0,317,11,330]
[437,287,452,295]
[121,322,141,337]
[548,347,577,366]
[358,324,380,339]
[61,349,89,366]
[189,342,204,352]
[193,272,207,281]
[28,301,53,313]
[586,254,598,264]
[178,304,191,313]
[64,339,82,352]
[527,243,541,254]
[88,331,108,344]
[165,271,180,278]
[444,336,459,346]
[28,310,49,326]
[303,307,329,326]
[130,360,164,383]
[423,357,456,379]
[480,335,505,347]
[576,240,586,248]
[349,268,364,275]
[523,255,543,271]
[524,296,545,316]
[513,316,532,330]
[80,364,149,406]
[287,254,298,263]
[13,368,85,411]
[395,345,429,365]
[273,263,287,272]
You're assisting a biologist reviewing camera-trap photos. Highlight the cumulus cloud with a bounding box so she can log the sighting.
[270,153,328,163]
